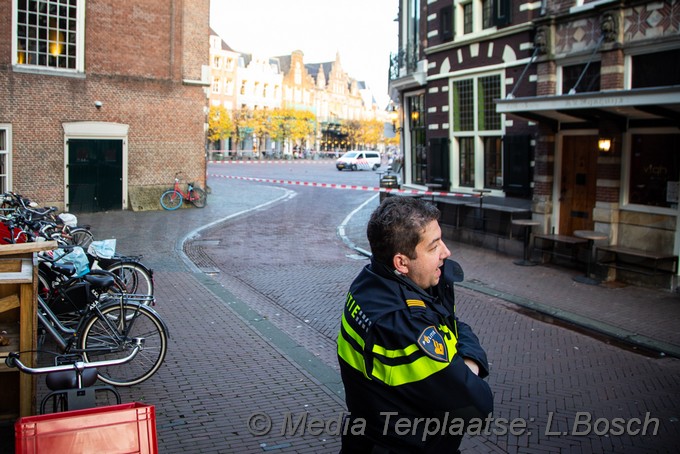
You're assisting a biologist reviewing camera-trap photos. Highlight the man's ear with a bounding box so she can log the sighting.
[393,253,410,275]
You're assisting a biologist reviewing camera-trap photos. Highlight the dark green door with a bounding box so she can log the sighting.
[68,139,123,212]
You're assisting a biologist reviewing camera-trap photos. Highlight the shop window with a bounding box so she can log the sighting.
[629,134,680,209]
[562,62,601,94]
[632,49,680,88]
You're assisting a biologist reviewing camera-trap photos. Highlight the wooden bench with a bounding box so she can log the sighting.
[533,234,588,263]
[596,245,678,276]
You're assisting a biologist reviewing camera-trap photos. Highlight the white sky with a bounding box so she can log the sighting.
[209,0,399,108]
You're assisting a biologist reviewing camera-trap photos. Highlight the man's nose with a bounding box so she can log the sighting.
[441,242,451,258]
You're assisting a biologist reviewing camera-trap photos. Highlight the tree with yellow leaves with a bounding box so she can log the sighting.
[207,105,233,150]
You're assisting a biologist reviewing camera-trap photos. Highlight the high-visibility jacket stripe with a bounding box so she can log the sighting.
[338,315,459,386]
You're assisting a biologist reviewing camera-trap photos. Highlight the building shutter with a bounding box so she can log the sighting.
[502,135,531,198]
[494,0,512,27]
[427,137,451,190]
[440,5,454,42]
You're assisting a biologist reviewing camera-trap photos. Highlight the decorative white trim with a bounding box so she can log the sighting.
[63,122,129,137]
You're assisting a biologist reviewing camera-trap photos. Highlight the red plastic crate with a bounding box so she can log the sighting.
[15,402,157,454]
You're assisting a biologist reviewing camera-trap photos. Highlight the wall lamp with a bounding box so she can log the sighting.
[389,104,402,133]
[598,137,612,152]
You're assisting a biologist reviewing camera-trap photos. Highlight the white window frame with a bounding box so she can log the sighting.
[12,0,86,74]
[0,125,12,194]
[449,71,505,192]
[455,0,497,38]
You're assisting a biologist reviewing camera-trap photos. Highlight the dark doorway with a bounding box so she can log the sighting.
[68,139,123,212]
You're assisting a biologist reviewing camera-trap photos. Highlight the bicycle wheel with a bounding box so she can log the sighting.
[160,190,183,210]
[80,301,168,386]
[69,227,94,249]
[105,261,154,296]
[189,187,207,208]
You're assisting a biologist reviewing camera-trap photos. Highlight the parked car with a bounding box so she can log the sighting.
[336,151,381,171]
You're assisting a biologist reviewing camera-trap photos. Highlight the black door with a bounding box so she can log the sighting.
[68,139,123,212]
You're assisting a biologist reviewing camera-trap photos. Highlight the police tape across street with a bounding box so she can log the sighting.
[245,411,660,441]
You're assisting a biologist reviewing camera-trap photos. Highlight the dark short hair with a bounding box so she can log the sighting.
[367,196,440,266]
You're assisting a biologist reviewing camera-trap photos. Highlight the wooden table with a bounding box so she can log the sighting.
[512,219,540,266]
[572,230,608,285]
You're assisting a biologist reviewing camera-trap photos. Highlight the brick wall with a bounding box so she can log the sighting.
[600,49,624,90]
[0,0,209,209]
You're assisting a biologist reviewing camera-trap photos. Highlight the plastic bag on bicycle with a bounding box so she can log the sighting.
[53,246,90,277]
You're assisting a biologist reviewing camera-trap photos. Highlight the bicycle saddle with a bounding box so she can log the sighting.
[46,368,99,391]
[52,262,76,277]
[84,273,115,288]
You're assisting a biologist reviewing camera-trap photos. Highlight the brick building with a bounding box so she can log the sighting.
[0,0,210,212]
[390,0,680,288]
[208,27,389,156]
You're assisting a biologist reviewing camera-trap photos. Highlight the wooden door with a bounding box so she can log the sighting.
[559,136,598,234]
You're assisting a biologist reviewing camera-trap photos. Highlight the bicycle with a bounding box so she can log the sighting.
[0,191,94,248]
[160,172,207,210]
[35,284,168,387]
[37,246,131,328]
[5,340,143,413]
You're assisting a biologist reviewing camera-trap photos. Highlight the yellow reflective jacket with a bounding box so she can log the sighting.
[337,259,493,452]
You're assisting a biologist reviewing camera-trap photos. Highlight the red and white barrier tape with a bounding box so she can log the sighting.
[208,159,332,165]
[208,174,477,198]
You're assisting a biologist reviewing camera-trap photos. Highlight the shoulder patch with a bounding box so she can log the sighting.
[417,326,449,362]
[406,299,426,308]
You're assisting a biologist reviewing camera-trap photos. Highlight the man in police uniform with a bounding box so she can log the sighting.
[337,196,493,452]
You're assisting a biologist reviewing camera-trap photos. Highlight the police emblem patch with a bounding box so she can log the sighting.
[417,326,449,362]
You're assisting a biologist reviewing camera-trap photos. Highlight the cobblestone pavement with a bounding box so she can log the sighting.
[15,164,678,454]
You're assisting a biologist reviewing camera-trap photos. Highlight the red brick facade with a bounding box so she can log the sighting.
[0,0,210,210]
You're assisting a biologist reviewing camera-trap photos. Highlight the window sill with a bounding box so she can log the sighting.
[12,65,84,79]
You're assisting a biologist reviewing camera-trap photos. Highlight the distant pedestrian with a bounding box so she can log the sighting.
[337,196,493,453]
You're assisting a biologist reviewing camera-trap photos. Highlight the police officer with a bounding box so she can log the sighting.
[337,196,493,452]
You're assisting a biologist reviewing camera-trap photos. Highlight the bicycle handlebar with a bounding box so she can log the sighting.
[4,338,144,375]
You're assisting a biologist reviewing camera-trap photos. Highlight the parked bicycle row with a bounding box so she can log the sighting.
[1,191,168,415]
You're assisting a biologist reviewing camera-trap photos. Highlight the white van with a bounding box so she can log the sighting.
[336,151,382,171]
